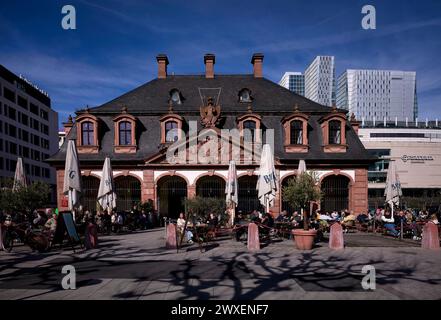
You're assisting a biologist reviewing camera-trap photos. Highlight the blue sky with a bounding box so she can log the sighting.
[1,0,441,127]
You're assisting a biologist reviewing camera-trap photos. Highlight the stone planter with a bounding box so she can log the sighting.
[292,229,317,250]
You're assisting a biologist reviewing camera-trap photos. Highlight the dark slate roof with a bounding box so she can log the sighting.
[88,74,342,114]
[48,75,374,165]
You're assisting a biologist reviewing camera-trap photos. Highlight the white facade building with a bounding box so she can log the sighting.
[304,56,335,106]
[337,69,418,122]
[358,120,441,210]
[278,72,305,96]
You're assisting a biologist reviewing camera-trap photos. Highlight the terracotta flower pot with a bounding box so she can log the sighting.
[292,229,317,250]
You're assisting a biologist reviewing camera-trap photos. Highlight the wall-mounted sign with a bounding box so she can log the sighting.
[401,155,434,163]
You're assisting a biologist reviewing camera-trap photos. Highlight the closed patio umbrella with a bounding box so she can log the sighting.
[256,144,278,213]
[225,160,238,225]
[97,157,117,212]
[298,160,307,219]
[298,159,307,175]
[384,160,402,216]
[13,157,27,192]
[63,140,82,214]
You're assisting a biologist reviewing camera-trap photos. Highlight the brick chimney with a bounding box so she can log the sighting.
[251,53,264,78]
[62,115,74,136]
[156,54,169,79]
[204,53,215,78]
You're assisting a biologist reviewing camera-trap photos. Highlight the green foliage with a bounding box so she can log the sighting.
[0,179,51,214]
[137,200,153,213]
[282,172,322,230]
[184,196,227,223]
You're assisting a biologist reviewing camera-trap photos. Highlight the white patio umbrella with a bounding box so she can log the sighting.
[297,160,307,219]
[298,159,307,175]
[384,160,402,216]
[63,140,82,214]
[256,144,278,213]
[13,157,27,192]
[225,160,238,225]
[97,157,117,212]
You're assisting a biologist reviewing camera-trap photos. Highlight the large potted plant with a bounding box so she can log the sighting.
[282,172,322,250]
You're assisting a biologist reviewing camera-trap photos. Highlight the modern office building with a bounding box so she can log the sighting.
[0,64,58,196]
[337,69,418,122]
[278,72,305,96]
[304,56,335,106]
[358,120,441,211]
[48,53,373,217]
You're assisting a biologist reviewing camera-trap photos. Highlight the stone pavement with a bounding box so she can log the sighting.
[0,229,440,300]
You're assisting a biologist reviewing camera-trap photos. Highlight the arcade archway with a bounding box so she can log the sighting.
[157,175,187,219]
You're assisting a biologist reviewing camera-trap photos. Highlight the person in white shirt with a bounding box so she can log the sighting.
[381,211,399,237]
[177,212,193,244]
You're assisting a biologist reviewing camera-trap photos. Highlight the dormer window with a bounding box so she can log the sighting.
[290,120,303,145]
[239,89,252,103]
[160,111,183,144]
[165,120,178,142]
[113,108,137,153]
[76,111,99,153]
[329,120,341,144]
[119,121,132,145]
[281,108,309,153]
[237,109,262,144]
[319,108,347,153]
[170,89,182,105]
[243,120,256,142]
[81,121,94,146]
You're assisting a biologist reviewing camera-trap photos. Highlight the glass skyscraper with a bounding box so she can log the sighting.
[337,69,418,122]
[279,72,305,96]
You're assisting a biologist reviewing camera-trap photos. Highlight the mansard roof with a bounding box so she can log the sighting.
[47,75,374,166]
[88,74,341,114]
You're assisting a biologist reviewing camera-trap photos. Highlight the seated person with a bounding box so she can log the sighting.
[44,213,58,241]
[177,212,193,244]
[318,211,332,221]
[331,211,340,220]
[261,213,274,228]
[207,213,219,229]
[33,210,47,228]
[290,211,302,227]
[275,210,288,222]
[428,213,439,225]
[234,211,245,225]
[341,211,356,231]
[259,213,274,237]
[357,212,369,224]
[381,211,399,237]
[250,210,261,223]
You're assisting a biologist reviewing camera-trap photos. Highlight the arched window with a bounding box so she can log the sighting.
[114,176,141,212]
[82,175,100,213]
[243,120,256,142]
[329,120,341,144]
[165,121,178,142]
[290,120,303,145]
[113,110,136,153]
[81,121,94,146]
[321,175,350,212]
[119,121,132,145]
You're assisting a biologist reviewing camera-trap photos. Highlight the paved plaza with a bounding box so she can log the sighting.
[0,229,440,300]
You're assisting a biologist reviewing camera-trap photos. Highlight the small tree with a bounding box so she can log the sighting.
[184,196,227,224]
[0,179,50,216]
[282,172,322,231]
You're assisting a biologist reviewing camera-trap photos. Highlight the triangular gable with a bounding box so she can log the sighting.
[144,128,277,166]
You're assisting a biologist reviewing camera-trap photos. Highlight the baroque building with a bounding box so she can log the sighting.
[48,53,373,218]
